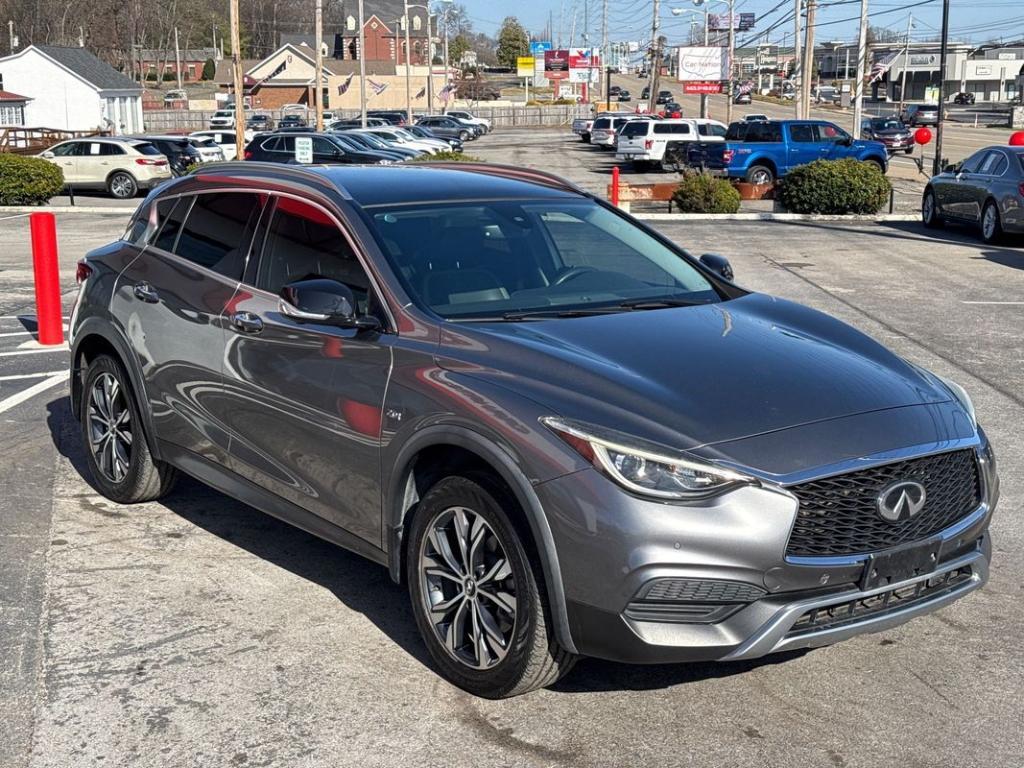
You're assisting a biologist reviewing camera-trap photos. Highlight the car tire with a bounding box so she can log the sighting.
[864,158,886,175]
[459,130,470,141]
[80,354,177,504]
[745,165,774,185]
[922,189,943,228]
[633,160,649,172]
[407,474,577,699]
[904,147,914,154]
[107,171,138,199]
[981,201,1003,244]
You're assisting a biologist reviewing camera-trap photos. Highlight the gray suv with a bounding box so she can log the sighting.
[70,162,997,698]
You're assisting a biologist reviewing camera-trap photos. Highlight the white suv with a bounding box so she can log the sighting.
[39,138,171,199]
[209,109,236,129]
[615,118,727,169]
[590,115,643,149]
[446,110,491,133]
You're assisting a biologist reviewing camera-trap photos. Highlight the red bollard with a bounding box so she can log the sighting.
[29,212,64,345]
[611,165,620,207]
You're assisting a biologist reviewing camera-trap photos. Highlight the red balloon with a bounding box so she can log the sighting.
[914,127,932,145]
[1010,131,1024,146]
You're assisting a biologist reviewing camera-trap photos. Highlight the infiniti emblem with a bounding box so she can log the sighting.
[877,481,927,522]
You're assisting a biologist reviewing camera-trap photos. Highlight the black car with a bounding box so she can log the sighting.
[733,92,752,105]
[415,116,474,142]
[367,110,409,125]
[130,135,202,176]
[404,123,463,151]
[656,90,674,104]
[608,85,622,96]
[278,114,308,129]
[617,90,632,102]
[246,114,274,130]
[641,85,651,99]
[953,92,976,105]
[243,132,394,165]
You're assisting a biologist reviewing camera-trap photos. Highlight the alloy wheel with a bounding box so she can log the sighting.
[751,169,771,185]
[923,193,935,223]
[110,174,134,199]
[87,372,133,483]
[418,506,517,670]
[983,205,998,240]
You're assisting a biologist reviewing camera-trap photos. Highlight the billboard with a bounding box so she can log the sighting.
[517,56,535,78]
[676,47,729,82]
[544,49,570,80]
[530,40,552,56]
[708,13,756,31]
[567,47,600,83]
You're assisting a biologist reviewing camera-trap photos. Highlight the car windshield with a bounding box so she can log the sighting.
[367,200,721,320]
[871,118,904,130]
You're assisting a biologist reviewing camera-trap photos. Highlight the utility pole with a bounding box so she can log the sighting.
[229,0,245,160]
[558,0,564,49]
[933,0,950,175]
[174,27,183,90]
[793,0,802,118]
[314,0,324,131]
[602,0,609,110]
[358,0,367,127]
[701,8,710,118]
[646,0,660,113]
[800,0,816,118]
[427,11,435,114]
[403,0,413,122]
[898,13,913,112]
[725,0,735,124]
[851,0,868,137]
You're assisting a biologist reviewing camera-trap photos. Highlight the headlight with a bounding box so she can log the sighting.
[936,374,977,428]
[378,159,393,165]
[542,417,754,499]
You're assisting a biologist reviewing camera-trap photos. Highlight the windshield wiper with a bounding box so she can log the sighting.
[616,297,714,310]
[501,308,622,321]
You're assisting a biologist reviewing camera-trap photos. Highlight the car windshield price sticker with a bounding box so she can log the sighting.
[295,136,313,164]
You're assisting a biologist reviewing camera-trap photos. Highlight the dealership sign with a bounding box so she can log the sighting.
[683,81,723,94]
[530,41,552,56]
[517,56,535,77]
[708,13,755,31]
[544,49,570,80]
[676,46,729,82]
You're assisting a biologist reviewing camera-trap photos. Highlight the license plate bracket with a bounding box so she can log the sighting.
[860,536,942,591]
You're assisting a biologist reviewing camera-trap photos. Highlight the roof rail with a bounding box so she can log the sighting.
[188,160,352,199]
[416,162,588,196]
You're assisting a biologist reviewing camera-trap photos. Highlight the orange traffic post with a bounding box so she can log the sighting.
[611,166,620,207]
[29,212,64,345]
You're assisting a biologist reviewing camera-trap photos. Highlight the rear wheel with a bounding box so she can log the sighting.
[81,355,177,503]
[981,201,1003,243]
[922,189,943,229]
[459,130,470,142]
[745,165,774,185]
[407,475,577,698]
[107,172,137,199]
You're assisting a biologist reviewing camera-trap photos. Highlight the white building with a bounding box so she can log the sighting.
[0,45,143,133]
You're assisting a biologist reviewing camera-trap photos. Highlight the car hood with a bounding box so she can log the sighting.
[438,293,952,451]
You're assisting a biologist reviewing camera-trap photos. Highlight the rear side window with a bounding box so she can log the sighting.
[745,122,782,142]
[725,122,747,140]
[152,197,190,252]
[134,142,162,156]
[653,123,690,135]
[174,192,264,279]
[593,118,611,129]
[99,143,126,155]
[261,136,282,151]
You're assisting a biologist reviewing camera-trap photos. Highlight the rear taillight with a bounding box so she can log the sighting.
[76,259,93,284]
[135,158,166,166]
[244,150,254,160]
[723,149,735,163]
[644,139,654,150]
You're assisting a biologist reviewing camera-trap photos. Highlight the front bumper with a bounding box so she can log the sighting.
[538,437,997,665]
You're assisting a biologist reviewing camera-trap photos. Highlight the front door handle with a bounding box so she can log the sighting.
[230,311,263,334]
[133,281,159,303]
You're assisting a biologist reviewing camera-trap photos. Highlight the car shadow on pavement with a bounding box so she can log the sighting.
[47,395,815,694]
[779,220,1024,253]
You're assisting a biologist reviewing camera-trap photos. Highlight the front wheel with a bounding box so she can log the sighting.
[922,189,943,229]
[904,146,914,154]
[407,475,577,698]
[864,158,886,175]
[107,171,138,199]
[459,130,470,141]
[981,201,1003,243]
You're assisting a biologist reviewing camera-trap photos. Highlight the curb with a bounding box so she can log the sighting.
[632,212,920,222]
[0,206,134,215]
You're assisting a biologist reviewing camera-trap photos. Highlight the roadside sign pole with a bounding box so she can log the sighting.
[932,0,950,175]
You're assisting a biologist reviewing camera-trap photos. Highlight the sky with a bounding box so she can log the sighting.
[458,0,1024,50]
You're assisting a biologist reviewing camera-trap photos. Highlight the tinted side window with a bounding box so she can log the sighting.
[50,142,79,157]
[99,142,126,155]
[746,123,782,142]
[256,198,368,308]
[789,124,816,142]
[725,122,747,140]
[961,150,989,174]
[174,192,263,279]
[152,197,191,252]
[261,136,281,152]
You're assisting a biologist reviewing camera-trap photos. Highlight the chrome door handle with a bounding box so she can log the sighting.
[132,282,159,303]
[230,311,263,334]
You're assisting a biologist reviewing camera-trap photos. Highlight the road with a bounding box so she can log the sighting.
[0,206,1021,767]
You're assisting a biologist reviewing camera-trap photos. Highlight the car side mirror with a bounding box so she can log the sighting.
[41,151,55,158]
[943,162,959,173]
[279,278,380,331]
[700,253,734,282]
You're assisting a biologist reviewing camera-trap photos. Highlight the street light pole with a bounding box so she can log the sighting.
[726,0,734,124]
[933,0,950,175]
[404,0,413,122]
[646,0,659,114]
[358,0,367,127]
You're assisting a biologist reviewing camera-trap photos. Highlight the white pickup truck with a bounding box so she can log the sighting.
[615,118,727,170]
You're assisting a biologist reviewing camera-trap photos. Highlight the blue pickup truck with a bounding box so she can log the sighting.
[698,120,890,184]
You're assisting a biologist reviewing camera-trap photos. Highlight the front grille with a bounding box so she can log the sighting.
[786,450,981,557]
[787,566,973,637]
[641,578,766,604]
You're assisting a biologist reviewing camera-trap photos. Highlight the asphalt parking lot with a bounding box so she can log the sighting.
[1,206,1022,767]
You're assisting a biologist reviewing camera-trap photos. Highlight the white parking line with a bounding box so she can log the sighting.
[0,326,68,338]
[0,373,67,415]
[0,345,69,357]
[961,301,1024,305]
[0,370,66,382]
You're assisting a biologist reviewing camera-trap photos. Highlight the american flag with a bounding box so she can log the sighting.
[253,59,287,88]
[414,86,426,99]
[368,79,389,96]
[336,73,354,95]
[869,51,899,83]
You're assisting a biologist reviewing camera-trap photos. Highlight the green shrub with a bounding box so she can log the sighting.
[0,153,65,205]
[778,158,891,214]
[671,171,741,214]
[409,151,482,163]
[202,58,216,81]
